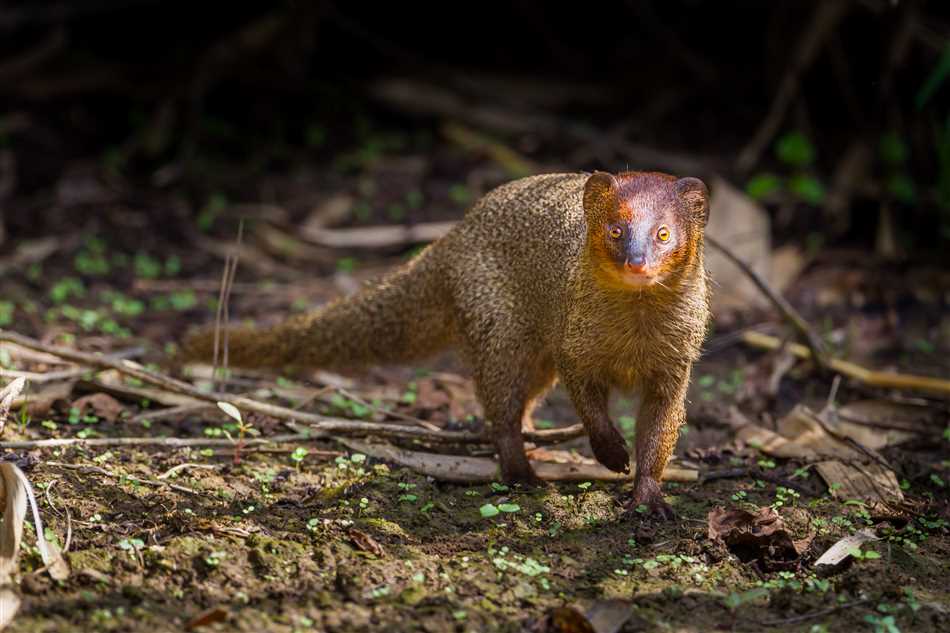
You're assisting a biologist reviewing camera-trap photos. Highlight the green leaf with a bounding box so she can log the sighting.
[879,133,909,165]
[497,503,521,513]
[479,503,500,518]
[917,43,950,110]
[788,175,826,205]
[887,173,917,204]
[776,132,816,167]
[746,173,782,200]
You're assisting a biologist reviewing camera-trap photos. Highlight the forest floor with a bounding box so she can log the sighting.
[2,135,950,633]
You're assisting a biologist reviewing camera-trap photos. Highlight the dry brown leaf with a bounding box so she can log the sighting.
[71,392,125,423]
[347,528,385,557]
[543,600,634,633]
[738,405,906,504]
[707,506,813,571]
[814,460,903,504]
[11,380,75,418]
[185,606,228,630]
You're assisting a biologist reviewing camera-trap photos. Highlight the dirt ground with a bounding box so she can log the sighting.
[2,116,950,632]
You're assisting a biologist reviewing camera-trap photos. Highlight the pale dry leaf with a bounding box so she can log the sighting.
[0,378,26,436]
[814,528,879,568]
[0,589,20,629]
[216,402,242,423]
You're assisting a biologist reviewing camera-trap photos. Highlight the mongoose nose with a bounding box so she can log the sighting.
[624,257,647,274]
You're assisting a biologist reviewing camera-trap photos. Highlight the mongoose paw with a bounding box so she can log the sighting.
[623,477,675,520]
[589,429,630,474]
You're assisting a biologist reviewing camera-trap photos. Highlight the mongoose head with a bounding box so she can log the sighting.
[583,170,708,290]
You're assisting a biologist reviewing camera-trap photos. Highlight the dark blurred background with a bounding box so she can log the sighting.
[1,0,948,273]
[0,0,950,239]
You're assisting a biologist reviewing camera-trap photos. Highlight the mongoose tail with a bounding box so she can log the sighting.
[182,244,456,371]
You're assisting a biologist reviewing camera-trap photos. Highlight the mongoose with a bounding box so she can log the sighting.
[184,171,710,516]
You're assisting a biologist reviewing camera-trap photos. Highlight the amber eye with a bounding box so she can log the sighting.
[608,226,623,239]
[656,226,671,242]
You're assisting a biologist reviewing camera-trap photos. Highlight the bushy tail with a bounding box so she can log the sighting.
[182,245,456,370]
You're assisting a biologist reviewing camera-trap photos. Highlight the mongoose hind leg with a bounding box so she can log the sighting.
[473,357,553,487]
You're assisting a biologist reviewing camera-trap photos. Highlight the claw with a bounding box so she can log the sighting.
[624,476,675,520]
[589,427,630,474]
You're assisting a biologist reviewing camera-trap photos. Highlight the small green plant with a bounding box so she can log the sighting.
[118,538,145,560]
[863,614,901,633]
[290,447,308,466]
[204,550,226,568]
[722,588,769,613]
[848,547,881,561]
[772,486,800,508]
[747,131,825,205]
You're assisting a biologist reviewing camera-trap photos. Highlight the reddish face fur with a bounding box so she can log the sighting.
[583,171,708,290]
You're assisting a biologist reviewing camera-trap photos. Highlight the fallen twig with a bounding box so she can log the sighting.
[759,599,869,627]
[46,461,198,495]
[340,439,698,484]
[742,330,950,398]
[441,121,537,178]
[0,433,319,450]
[0,329,585,445]
[298,221,456,249]
[706,235,829,371]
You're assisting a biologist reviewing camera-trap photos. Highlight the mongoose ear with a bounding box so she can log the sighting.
[583,171,619,218]
[675,177,709,227]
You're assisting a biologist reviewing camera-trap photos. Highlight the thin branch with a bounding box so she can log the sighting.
[0,433,319,450]
[46,461,198,496]
[735,1,850,173]
[0,329,585,445]
[706,235,829,371]
[742,330,950,398]
[759,599,868,627]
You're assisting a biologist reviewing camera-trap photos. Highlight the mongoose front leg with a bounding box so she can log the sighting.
[562,374,630,474]
[629,367,690,519]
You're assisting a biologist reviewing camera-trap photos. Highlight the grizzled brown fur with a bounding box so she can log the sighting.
[184,171,710,515]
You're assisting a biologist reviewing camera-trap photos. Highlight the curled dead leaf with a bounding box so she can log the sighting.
[185,606,228,630]
[0,461,69,629]
[71,393,125,423]
[707,506,813,571]
[541,600,635,633]
[347,528,385,558]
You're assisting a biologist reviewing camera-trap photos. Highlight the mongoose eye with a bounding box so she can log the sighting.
[608,226,623,239]
[656,226,671,242]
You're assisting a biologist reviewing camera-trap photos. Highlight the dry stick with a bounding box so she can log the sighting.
[222,220,243,385]
[212,221,242,391]
[0,329,584,445]
[742,330,950,398]
[46,461,197,496]
[0,433,318,450]
[759,599,869,627]
[0,346,145,384]
[735,0,849,173]
[336,387,441,432]
[705,235,829,372]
